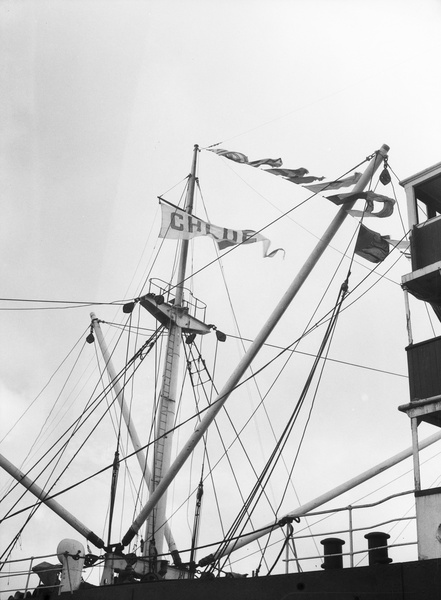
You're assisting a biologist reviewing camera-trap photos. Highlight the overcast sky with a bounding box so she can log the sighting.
[1,0,441,588]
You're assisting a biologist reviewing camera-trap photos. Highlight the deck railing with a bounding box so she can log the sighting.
[0,553,61,597]
[0,489,418,597]
[283,489,416,572]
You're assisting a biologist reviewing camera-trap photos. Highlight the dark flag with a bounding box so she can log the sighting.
[355,224,390,263]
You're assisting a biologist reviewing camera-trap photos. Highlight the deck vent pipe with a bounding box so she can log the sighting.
[364,532,392,565]
[320,537,345,569]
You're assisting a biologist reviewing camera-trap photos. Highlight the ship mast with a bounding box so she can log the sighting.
[122,144,390,548]
[145,144,199,558]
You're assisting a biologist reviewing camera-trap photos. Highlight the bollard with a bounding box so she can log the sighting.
[321,537,345,570]
[364,531,392,565]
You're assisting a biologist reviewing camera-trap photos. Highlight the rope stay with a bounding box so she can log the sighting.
[0,323,165,563]
[204,272,351,575]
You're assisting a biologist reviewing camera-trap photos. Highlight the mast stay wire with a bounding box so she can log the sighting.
[0,325,164,564]
[138,335,265,569]
[0,328,90,450]
[208,178,379,573]
[197,178,322,514]
[0,336,103,509]
[244,226,362,574]
[0,285,405,531]
[0,331,90,506]
[197,176,287,474]
[124,175,191,303]
[262,187,408,571]
[22,218,400,540]
[103,314,407,380]
[0,325,163,527]
[1,224,410,531]
[196,172,367,559]
[215,166,411,381]
[211,275,351,576]
[1,309,159,501]
[1,339,116,565]
[262,176,386,510]
[254,218,365,571]
[222,206,373,573]
[193,179,293,565]
[63,176,187,538]
[136,180,190,300]
[0,173,188,312]
[186,343,228,553]
[0,334,128,564]
[4,231,407,525]
[0,326,120,549]
[0,316,138,508]
[180,338,237,567]
[182,340,270,572]
[184,333,288,527]
[231,228,410,387]
[176,178,409,397]
[388,165,408,241]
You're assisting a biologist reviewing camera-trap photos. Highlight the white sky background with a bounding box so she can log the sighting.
[1,0,441,588]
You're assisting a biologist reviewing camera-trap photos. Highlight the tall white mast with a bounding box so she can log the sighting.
[145,144,199,557]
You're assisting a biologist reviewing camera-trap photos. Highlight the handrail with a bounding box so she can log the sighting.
[1,551,59,564]
[291,516,415,541]
[0,487,418,593]
[283,489,417,571]
[297,489,414,517]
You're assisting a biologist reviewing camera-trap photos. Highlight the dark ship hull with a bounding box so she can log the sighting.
[41,558,441,600]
